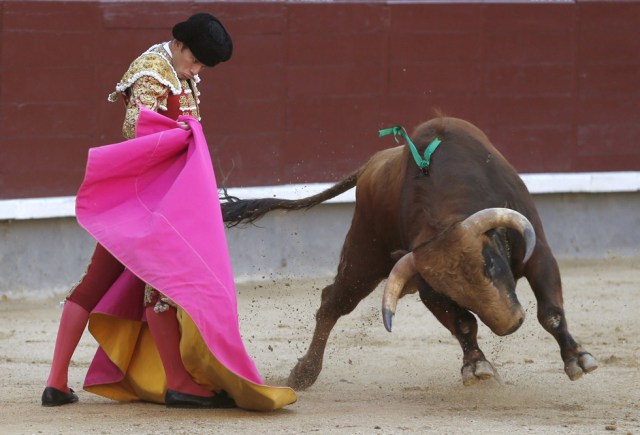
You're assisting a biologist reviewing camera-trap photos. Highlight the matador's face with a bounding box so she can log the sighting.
[170,40,205,80]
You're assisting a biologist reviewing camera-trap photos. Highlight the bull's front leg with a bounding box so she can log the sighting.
[417,281,499,386]
[525,246,598,380]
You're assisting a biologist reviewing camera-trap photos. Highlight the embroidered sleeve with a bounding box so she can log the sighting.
[122,76,169,139]
[190,80,202,120]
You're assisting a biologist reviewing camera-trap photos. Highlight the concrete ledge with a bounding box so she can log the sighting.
[521,172,640,194]
[0,196,77,220]
[2,171,639,220]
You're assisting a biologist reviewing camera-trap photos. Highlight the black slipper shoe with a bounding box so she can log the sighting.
[165,389,237,409]
[42,386,79,407]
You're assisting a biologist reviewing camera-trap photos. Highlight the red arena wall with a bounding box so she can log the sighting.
[1,1,639,199]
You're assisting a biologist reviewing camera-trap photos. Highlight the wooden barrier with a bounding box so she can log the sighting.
[1,1,639,199]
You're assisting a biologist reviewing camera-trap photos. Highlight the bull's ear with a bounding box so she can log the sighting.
[390,250,409,261]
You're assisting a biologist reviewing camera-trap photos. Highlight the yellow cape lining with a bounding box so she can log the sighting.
[85,309,297,411]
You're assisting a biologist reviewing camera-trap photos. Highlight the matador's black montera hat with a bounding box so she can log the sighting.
[172,13,233,67]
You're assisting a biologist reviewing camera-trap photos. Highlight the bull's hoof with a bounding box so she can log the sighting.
[461,360,500,386]
[564,352,598,380]
[287,359,321,390]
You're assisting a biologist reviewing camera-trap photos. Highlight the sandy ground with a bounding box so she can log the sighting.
[0,258,638,434]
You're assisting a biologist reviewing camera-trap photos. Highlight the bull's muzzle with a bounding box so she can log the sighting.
[484,306,525,336]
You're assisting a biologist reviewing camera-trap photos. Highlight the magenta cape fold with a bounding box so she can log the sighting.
[76,108,262,385]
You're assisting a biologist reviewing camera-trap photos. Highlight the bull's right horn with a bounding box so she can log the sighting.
[382,252,417,332]
[459,207,536,263]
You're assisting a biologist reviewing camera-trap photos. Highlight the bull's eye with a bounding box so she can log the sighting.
[484,257,496,278]
[482,245,508,280]
[482,244,515,289]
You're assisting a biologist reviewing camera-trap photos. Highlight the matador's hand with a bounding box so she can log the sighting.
[177,121,191,130]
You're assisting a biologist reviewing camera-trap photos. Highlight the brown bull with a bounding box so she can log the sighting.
[222,116,598,389]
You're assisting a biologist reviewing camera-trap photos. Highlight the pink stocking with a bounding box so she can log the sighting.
[46,300,89,392]
[145,306,213,397]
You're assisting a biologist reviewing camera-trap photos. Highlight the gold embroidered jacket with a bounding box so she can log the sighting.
[108,43,201,139]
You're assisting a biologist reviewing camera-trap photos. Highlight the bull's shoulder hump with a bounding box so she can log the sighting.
[444,118,490,142]
[415,117,488,142]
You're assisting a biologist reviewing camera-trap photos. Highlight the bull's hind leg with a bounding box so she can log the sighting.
[287,279,381,390]
[417,280,499,386]
[525,244,598,380]
[288,217,391,390]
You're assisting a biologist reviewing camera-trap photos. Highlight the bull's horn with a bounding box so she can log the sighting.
[460,207,536,263]
[382,252,417,332]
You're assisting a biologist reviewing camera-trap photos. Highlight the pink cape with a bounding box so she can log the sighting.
[77,108,263,386]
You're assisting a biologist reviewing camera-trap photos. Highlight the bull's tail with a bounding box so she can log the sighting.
[221,169,360,227]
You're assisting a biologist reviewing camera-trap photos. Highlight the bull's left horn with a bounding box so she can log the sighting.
[382,252,417,332]
[460,207,536,263]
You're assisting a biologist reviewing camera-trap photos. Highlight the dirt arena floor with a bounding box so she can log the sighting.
[1,258,638,434]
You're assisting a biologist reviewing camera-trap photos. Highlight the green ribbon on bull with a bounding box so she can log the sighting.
[378,125,441,172]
